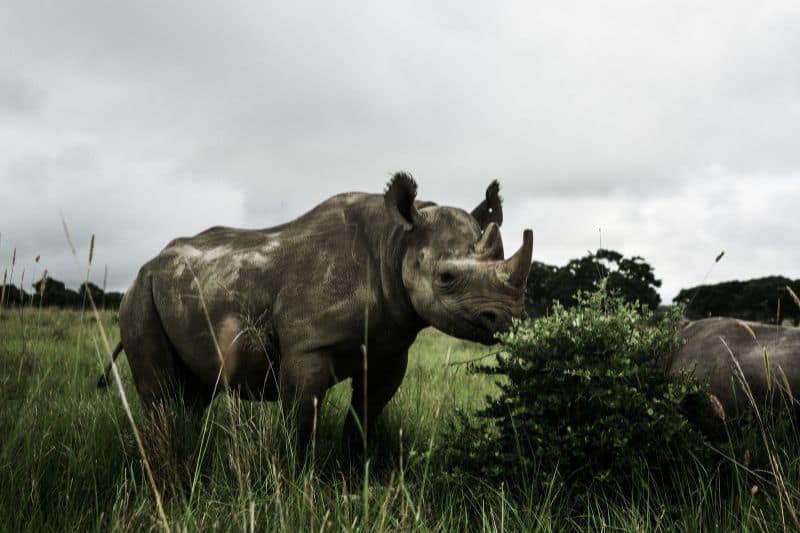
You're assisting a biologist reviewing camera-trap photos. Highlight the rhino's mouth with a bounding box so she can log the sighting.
[435,296,504,344]
[465,318,501,345]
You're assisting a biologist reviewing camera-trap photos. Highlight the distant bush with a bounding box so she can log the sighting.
[1,277,124,310]
[450,286,714,495]
[31,277,82,308]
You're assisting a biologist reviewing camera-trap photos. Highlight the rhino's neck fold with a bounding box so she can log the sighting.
[378,225,427,338]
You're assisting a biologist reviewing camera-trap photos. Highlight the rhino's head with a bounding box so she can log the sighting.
[385,172,532,345]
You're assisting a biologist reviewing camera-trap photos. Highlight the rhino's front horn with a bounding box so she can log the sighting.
[496,229,533,289]
[475,222,504,259]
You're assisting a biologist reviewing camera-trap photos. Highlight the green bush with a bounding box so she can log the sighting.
[450,286,714,495]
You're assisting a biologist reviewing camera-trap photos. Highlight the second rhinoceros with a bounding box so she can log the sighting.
[99,172,533,446]
[670,317,800,416]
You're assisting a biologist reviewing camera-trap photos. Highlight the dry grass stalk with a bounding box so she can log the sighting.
[102,264,107,310]
[736,319,773,392]
[776,365,795,403]
[39,270,48,298]
[87,290,171,532]
[709,394,726,421]
[787,286,800,310]
[0,268,7,312]
[77,234,96,352]
[18,271,24,305]
[61,216,170,531]
[182,259,247,499]
[719,335,800,529]
[5,247,17,309]
[736,319,757,341]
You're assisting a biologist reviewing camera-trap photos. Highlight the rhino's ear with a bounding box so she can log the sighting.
[471,180,503,229]
[384,171,419,231]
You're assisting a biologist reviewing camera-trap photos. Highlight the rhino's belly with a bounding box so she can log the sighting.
[225,344,280,401]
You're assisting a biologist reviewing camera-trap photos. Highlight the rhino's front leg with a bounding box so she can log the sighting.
[343,350,409,454]
[278,351,333,447]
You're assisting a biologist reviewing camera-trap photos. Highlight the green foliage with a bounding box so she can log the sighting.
[526,249,661,317]
[453,286,712,495]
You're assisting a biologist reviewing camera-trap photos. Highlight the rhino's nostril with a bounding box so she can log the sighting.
[480,311,498,324]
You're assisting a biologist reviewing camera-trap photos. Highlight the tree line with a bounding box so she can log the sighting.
[0,277,124,311]
[674,276,800,325]
[526,249,800,325]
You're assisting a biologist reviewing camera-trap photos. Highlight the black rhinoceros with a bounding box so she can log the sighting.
[669,317,800,416]
[99,172,533,446]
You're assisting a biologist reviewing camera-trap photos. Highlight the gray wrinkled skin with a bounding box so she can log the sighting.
[117,173,532,446]
[669,317,800,416]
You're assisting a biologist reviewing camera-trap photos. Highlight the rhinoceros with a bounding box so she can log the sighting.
[98,172,533,446]
[669,317,800,416]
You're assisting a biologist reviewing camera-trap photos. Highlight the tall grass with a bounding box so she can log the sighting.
[3,307,800,531]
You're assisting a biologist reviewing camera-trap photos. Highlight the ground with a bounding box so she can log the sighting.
[0,307,797,531]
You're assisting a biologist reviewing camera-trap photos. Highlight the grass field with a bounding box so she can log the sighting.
[1,307,799,531]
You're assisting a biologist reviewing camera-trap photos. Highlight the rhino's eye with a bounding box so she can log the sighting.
[438,271,455,284]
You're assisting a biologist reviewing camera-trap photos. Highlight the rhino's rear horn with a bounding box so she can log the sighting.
[496,229,533,289]
[474,222,504,259]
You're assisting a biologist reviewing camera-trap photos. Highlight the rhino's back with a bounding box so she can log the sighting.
[149,191,381,299]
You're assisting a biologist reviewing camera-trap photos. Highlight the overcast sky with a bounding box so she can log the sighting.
[1,1,799,303]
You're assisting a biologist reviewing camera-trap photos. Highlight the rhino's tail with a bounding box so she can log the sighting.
[97,341,125,389]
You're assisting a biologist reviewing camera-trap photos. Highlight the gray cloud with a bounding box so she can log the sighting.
[0,1,799,301]
[0,75,41,114]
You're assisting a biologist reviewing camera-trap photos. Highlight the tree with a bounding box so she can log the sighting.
[525,249,662,317]
[102,291,124,310]
[1,284,29,308]
[524,261,558,317]
[674,277,800,325]
[31,277,81,308]
[78,282,104,307]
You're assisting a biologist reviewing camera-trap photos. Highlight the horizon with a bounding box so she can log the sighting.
[0,237,792,306]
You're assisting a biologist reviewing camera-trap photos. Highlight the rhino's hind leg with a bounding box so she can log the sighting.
[121,276,212,413]
[118,275,214,490]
